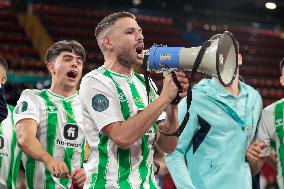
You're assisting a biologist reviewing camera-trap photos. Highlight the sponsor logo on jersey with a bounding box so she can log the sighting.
[15,101,28,114]
[92,94,109,112]
[56,123,81,148]
[56,138,82,148]
[64,124,79,140]
[0,135,4,149]
[0,135,8,157]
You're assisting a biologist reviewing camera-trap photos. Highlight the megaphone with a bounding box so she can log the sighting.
[144,31,238,86]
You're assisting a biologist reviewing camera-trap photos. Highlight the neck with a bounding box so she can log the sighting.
[50,82,77,98]
[224,72,240,97]
[104,59,133,76]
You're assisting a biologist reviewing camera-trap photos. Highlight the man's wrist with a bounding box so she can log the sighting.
[40,152,53,164]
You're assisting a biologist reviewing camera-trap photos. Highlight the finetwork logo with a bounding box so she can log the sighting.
[56,138,82,148]
[63,124,79,140]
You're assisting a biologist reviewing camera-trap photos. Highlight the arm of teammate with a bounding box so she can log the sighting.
[16,119,69,178]
[69,168,86,188]
[248,109,273,175]
[246,141,267,176]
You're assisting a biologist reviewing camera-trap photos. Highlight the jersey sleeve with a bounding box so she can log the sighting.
[13,89,40,125]
[79,75,124,131]
[256,106,275,157]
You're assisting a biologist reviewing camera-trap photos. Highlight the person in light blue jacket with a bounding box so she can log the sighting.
[165,51,263,189]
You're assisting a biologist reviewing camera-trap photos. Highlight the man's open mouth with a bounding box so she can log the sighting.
[66,70,78,79]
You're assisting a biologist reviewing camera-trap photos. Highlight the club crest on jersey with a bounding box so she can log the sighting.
[92,94,109,112]
[15,101,28,114]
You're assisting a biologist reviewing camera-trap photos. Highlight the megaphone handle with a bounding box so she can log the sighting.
[170,71,182,105]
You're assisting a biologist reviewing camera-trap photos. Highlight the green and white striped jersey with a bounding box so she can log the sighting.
[14,89,85,189]
[257,98,284,189]
[0,105,22,189]
[80,66,165,189]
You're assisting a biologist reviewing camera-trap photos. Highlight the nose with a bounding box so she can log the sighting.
[71,59,78,68]
[137,31,144,42]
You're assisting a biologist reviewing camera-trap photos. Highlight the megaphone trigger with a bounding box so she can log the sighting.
[170,71,182,105]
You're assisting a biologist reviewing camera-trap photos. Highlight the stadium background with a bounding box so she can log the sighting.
[0,0,283,188]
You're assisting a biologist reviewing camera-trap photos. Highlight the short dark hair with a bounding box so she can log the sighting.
[95,11,135,40]
[280,57,284,71]
[45,40,86,64]
[0,56,8,72]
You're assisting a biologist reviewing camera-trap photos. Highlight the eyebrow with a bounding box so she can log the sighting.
[62,54,82,60]
[125,27,142,32]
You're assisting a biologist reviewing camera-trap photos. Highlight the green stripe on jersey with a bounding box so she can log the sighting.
[60,99,76,188]
[103,69,132,189]
[129,79,151,188]
[26,157,36,189]
[275,101,284,185]
[39,90,58,189]
[13,150,22,189]
[6,105,16,188]
[6,129,16,188]
[92,134,109,189]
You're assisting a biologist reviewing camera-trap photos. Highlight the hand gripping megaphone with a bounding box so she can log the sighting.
[144,31,239,87]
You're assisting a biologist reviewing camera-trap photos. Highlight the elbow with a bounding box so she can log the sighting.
[115,139,131,150]
[111,135,132,150]
[16,131,28,150]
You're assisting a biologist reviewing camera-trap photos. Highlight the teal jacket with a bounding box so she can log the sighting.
[165,79,262,189]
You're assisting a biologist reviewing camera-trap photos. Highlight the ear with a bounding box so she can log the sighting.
[47,62,55,75]
[0,75,7,85]
[102,36,114,50]
[238,54,243,66]
[280,75,284,87]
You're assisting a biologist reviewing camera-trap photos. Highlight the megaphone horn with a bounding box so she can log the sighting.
[145,31,238,87]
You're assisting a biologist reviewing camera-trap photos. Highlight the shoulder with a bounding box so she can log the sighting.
[82,67,109,81]
[191,79,210,97]
[20,89,41,97]
[241,81,261,97]
[262,99,283,116]
[80,68,114,90]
